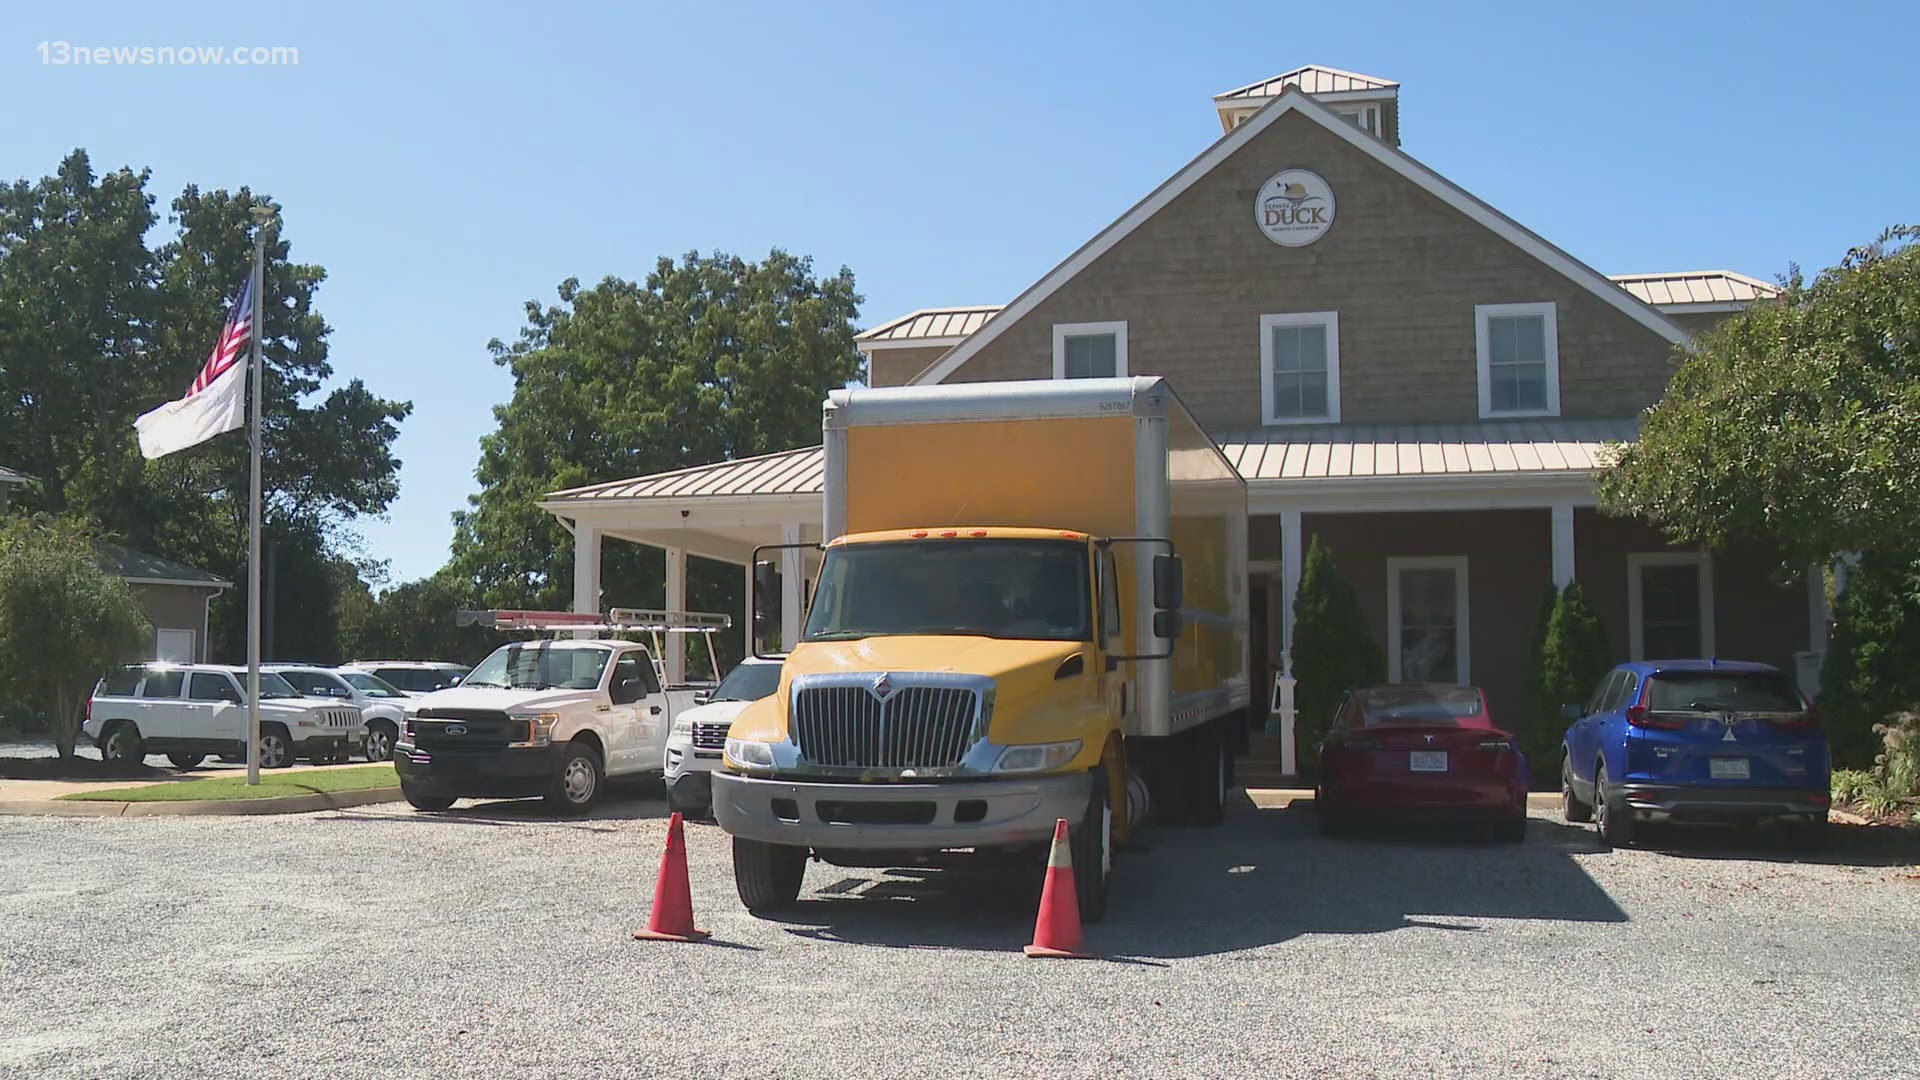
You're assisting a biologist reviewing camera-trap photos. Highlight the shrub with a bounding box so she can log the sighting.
[1289,537,1384,780]
[1523,581,1613,785]
[1819,553,1920,767]
[1871,709,1920,800]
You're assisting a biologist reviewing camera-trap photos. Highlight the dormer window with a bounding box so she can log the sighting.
[1331,105,1381,137]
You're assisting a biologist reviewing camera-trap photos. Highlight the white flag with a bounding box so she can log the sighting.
[134,276,253,460]
[135,360,247,459]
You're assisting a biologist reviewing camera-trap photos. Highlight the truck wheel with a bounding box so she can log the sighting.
[403,786,456,812]
[1183,726,1228,827]
[734,837,807,912]
[1072,765,1111,924]
[667,785,710,819]
[545,742,604,815]
[363,723,395,763]
[101,722,144,766]
[258,726,294,769]
[167,752,206,771]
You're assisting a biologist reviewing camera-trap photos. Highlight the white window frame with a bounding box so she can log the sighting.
[1332,104,1380,136]
[1051,321,1128,380]
[1260,311,1341,425]
[1627,552,1715,661]
[1474,302,1560,418]
[1386,555,1470,685]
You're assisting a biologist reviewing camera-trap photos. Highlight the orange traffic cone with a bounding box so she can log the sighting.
[633,812,710,942]
[1023,817,1092,959]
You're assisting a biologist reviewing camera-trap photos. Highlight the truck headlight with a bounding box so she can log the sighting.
[725,738,775,769]
[994,740,1082,774]
[511,712,561,747]
[670,716,692,739]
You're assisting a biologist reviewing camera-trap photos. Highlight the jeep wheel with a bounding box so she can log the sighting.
[166,752,205,771]
[257,727,293,770]
[1071,765,1112,924]
[101,723,144,766]
[734,837,807,912]
[545,742,603,815]
[363,724,395,763]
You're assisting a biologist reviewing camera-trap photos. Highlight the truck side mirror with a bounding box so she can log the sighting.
[1152,553,1184,611]
[1153,608,1184,640]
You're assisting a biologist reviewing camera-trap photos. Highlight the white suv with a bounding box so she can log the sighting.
[664,657,782,816]
[266,665,410,762]
[340,660,469,697]
[85,664,365,770]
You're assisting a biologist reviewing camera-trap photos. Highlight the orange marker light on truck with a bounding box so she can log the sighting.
[969,530,988,537]
[940,530,958,538]
[910,531,928,538]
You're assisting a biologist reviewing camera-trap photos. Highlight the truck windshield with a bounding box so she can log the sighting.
[462,644,613,691]
[712,661,781,702]
[803,539,1091,643]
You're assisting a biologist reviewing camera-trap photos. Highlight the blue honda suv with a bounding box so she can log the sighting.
[1560,660,1830,846]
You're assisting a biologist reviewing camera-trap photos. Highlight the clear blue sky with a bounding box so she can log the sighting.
[9,0,1915,582]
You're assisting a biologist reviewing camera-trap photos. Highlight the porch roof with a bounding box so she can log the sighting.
[1215,418,1637,480]
[541,445,824,506]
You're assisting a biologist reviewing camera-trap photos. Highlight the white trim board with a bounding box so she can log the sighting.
[909,87,1685,387]
[1051,321,1129,380]
[1386,555,1471,685]
[1626,551,1715,661]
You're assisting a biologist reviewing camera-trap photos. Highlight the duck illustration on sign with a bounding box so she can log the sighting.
[1256,169,1336,247]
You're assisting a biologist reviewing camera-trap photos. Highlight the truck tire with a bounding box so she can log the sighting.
[1072,765,1111,924]
[167,752,205,771]
[403,787,457,812]
[1182,726,1228,827]
[258,726,294,769]
[545,741,604,815]
[100,722,144,767]
[666,785,710,819]
[734,837,807,912]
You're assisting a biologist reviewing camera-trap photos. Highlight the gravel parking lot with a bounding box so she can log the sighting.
[3,784,1917,1079]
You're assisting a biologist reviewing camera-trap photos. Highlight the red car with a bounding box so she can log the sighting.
[1315,685,1529,842]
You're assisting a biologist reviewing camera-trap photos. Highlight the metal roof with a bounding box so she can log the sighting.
[542,446,825,504]
[1215,419,1637,480]
[1610,271,1779,308]
[543,419,1638,506]
[1215,65,1399,101]
[855,305,1002,345]
[0,465,28,485]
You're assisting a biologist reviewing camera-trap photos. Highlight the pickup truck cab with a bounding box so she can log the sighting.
[392,636,702,815]
[85,663,366,770]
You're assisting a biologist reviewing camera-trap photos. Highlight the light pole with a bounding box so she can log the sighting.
[245,205,274,785]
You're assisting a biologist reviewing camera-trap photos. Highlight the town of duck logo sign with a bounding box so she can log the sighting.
[1256,169,1335,247]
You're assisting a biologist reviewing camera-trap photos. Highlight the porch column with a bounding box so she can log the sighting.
[1279,510,1302,655]
[664,546,687,685]
[572,523,601,639]
[743,561,756,658]
[1550,504,1576,588]
[780,521,805,651]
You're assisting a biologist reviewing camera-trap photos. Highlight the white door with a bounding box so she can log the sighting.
[603,652,656,774]
[155,628,196,663]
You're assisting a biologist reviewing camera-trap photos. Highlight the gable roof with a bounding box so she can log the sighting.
[0,465,28,486]
[1215,65,1398,101]
[1610,270,1780,310]
[911,86,1688,386]
[540,445,824,506]
[97,543,231,589]
[855,305,1001,349]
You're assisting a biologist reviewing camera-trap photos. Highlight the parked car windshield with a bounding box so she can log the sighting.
[1646,672,1803,713]
[275,670,352,698]
[462,644,612,691]
[1353,686,1486,726]
[712,661,781,702]
[256,672,301,699]
[340,671,407,699]
[803,540,1091,643]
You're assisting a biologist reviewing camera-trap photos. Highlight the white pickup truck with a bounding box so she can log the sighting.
[392,611,723,814]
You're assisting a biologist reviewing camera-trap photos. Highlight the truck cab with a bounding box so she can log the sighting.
[392,622,711,815]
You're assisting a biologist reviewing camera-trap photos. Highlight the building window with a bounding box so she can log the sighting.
[1051,321,1127,380]
[1387,556,1470,684]
[1260,312,1340,424]
[1475,302,1559,418]
[1628,552,1714,660]
[1332,105,1380,136]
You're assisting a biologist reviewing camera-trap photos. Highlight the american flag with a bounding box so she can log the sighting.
[190,276,253,394]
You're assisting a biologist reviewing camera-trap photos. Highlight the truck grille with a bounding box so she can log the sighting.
[691,722,731,750]
[790,680,983,770]
[317,707,361,729]
[411,708,518,751]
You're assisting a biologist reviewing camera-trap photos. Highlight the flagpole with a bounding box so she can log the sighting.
[245,213,269,785]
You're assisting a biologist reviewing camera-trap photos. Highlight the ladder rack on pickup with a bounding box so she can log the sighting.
[454,609,735,684]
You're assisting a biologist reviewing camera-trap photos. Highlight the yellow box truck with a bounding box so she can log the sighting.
[713,377,1248,920]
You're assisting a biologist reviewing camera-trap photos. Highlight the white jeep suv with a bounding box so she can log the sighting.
[266,665,410,762]
[85,664,365,770]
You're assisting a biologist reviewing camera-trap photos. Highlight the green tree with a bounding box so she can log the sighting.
[447,250,863,612]
[1523,581,1613,783]
[0,517,150,758]
[1289,537,1384,779]
[337,568,513,667]
[1599,226,1920,566]
[1818,554,1920,767]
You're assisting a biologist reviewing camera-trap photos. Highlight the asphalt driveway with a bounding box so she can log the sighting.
[2,786,1916,1078]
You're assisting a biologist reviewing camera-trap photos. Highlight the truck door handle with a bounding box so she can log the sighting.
[1105,657,1120,673]
[649,706,662,716]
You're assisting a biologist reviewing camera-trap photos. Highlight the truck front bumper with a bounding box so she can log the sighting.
[711,770,1091,851]
[393,744,561,799]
